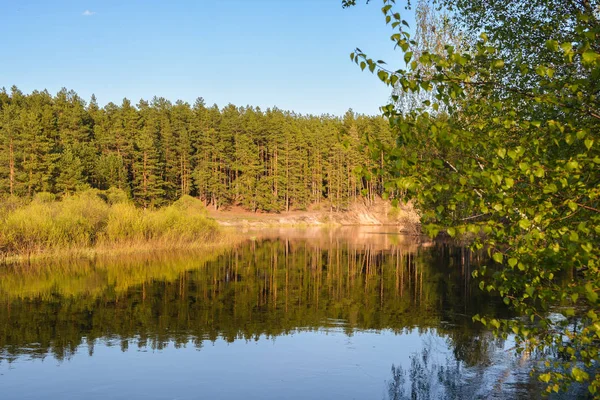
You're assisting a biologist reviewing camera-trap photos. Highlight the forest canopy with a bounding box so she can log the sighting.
[0,88,394,211]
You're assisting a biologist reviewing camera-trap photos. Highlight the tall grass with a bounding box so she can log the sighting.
[0,189,222,259]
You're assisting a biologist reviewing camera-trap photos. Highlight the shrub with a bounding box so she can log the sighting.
[144,196,218,242]
[50,191,110,246]
[103,202,145,242]
[0,192,220,256]
[0,201,54,254]
[104,187,130,205]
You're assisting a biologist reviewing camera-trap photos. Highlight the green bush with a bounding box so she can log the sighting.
[103,202,144,242]
[0,190,220,256]
[32,192,56,203]
[0,201,54,253]
[143,195,219,242]
[104,187,130,205]
[51,192,110,246]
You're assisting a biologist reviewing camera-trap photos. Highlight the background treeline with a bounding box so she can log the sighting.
[0,86,395,211]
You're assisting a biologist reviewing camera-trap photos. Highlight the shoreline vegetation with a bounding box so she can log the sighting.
[0,189,232,263]
[0,189,421,263]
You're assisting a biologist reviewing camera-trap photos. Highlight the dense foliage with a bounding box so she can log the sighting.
[0,88,394,211]
[346,0,600,395]
[0,190,219,257]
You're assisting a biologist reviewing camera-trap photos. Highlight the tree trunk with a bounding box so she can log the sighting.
[143,151,148,208]
[28,153,33,197]
[9,138,14,196]
[273,145,278,199]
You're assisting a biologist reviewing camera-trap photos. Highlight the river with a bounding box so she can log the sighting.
[0,228,562,399]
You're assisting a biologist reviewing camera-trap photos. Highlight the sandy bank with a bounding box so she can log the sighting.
[209,200,421,233]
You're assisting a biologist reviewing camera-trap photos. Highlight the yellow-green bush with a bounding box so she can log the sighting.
[50,191,110,246]
[144,195,218,242]
[1,201,55,253]
[0,190,220,256]
[103,202,145,242]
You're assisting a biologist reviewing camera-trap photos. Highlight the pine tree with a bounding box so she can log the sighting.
[55,146,87,194]
[0,102,20,196]
[134,101,165,208]
[20,91,58,195]
[171,100,194,197]
[0,86,393,208]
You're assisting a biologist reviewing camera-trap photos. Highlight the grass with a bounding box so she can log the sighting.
[0,189,234,263]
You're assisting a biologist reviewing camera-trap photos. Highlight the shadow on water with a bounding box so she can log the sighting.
[0,227,576,399]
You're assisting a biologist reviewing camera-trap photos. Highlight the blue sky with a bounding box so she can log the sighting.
[1,0,413,116]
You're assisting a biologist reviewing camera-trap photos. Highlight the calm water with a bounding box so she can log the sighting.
[0,228,550,399]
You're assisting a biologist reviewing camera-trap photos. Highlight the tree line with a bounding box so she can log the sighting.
[0,87,394,211]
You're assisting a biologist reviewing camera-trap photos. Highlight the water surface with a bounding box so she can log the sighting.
[0,228,547,399]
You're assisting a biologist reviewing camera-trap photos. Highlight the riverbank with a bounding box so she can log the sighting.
[208,199,421,232]
[0,192,421,263]
[0,236,242,265]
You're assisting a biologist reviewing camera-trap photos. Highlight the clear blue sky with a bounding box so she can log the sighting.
[1,0,412,116]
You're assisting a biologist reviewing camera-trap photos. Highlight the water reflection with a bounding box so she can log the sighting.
[0,228,546,399]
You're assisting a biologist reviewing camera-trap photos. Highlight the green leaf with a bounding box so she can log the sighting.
[545,40,559,52]
[560,42,573,52]
[564,308,575,317]
[585,139,593,150]
[582,51,599,65]
[571,367,589,382]
[525,286,535,297]
[539,373,551,383]
[534,168,545,178]
[582,243,593,253]
[571,293,579,303]
[492,252,503,263]
[492,59,504,69]
[569,231,579,242]
[519,219,531,229]
[585,283,598,304]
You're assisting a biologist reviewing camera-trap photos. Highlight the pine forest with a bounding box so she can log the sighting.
[0,86,395,211]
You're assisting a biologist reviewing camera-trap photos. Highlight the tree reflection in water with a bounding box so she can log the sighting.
[1,228,552,398]
[1,232,506,363]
